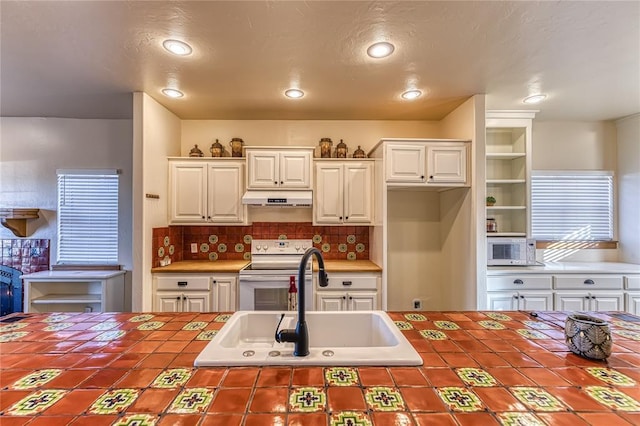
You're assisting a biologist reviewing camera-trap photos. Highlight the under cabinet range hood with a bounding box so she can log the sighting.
[241,190,313,207]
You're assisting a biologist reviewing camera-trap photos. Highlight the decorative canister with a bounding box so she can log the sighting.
[565,313,612,360]
[486,218,497,233]
[319,138,333,158]
[352,145,366,158]
[210,139,224,157]
[229,137,244,157]
[336,139,348,158]
[189,144,204,157]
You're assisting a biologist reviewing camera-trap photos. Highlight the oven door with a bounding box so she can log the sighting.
[239,275,313,311]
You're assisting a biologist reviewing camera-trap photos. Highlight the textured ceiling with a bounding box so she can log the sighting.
[1,1,638,121]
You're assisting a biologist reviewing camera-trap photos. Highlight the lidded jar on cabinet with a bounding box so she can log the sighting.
[336,139,348,158]
[189,144,204,157]
[318,138,333,158]
[352,145,366,158]
[210,139,223,157]
[229,137,244,157]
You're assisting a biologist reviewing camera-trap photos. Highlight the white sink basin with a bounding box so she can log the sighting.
[194,311,423,366]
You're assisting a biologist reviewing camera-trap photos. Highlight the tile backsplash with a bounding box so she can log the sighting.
[152,223,369,267]
[0,239,50,274]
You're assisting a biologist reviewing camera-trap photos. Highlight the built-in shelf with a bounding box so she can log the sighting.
[486,206,526,210]
[31,294,102,304]
[486,179,526,184]
[0,208,40,237]
[486,152,526,159]
[487,232,527,237]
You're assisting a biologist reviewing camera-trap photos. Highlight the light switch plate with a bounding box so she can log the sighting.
[191,243,198,253]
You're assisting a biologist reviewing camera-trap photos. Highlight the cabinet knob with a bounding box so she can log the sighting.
[183,295,187,301]
[280,181,284,185]
[207,216,211,220]
[513,279,524,285]
[176,296,181,300]
[584,295,590,299]
[520,295,525,299]
[349,296,353,300]
[513,295,519,299]
[584,279,595,285]
[342,296,346,300]
[339,216,342,220]
[274,181,278,185]
[429,175,434,179]
[201,216,205,219]
[345,216,349,220]
[421,175,425,180]
[591,295,597,300]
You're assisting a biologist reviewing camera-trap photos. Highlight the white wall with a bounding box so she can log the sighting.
[616,114,640,264]
[132,93,181,311]
[0,117,133,269]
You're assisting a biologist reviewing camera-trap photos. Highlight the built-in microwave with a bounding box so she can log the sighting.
[487,237,537,266]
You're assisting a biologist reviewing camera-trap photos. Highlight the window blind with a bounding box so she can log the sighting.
[531,171,613,241]
[57,170,119,264]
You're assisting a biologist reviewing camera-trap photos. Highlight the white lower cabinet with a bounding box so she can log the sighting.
[554,292,623,312]
[211,274,237,312]
[153,274,237,313]
[487,291,552,311]
[156,292,210,313]
[624,275,640,314]
[315,272,380,311]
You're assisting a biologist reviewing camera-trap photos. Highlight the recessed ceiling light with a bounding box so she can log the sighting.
[401,90,422,100]
[523,94,547,104]
[367,42,395,58]
[285,89,304,99]
[162,88,184,98]
[162,39,193,56]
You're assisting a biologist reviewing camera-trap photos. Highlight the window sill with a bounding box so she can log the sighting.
[536,240,618,250]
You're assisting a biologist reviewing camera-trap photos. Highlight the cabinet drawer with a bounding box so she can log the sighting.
[324,274,378,290]
[156,276,210,291]
[626,276,640,290]
[554,275,623,290]
[487,275,552,290]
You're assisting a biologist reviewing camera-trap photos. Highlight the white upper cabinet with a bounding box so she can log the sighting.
[169,159,246,225]
[383,140,469,187]
[246,148,313,189]
[314,161,373,225]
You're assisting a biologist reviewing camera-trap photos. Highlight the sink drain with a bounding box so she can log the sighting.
[242,350,255,357]
[322,350,335,357]
[268,350,281,357]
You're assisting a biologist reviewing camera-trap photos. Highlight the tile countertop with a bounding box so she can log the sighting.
[488,261,640,275]
[1,311,639,425]
[152,259,382,274]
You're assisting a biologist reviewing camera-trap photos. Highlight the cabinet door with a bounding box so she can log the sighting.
[280,151,312,188]
[344,162,373,224]
[590,293,623,312]
[554,293,588,311]
[155,293,183,312]
[208,163,245,223]
[426,145,467,184]
[520,292,553,311]
[212,276,237,312]
[348,292,377,311]
[314,163,344,224]
[183,292,210,312]
[247,151,279,189]
[169,162,208,223]
[385,144,426,183]
[626,293,640,315]
[487,292,518,311]
[316,292,346,311]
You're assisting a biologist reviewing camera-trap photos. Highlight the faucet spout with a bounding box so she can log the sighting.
[274,246,327,357]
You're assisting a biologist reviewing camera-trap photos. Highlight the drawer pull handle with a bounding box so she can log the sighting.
[342,281,352,286]
[178,281,188,287]
[584,295,590,299]
[513,295,519,299]
[584,279,595,285]
[513,279,524,285]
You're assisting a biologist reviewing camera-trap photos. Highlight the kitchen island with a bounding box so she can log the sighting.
[1,311,639,425]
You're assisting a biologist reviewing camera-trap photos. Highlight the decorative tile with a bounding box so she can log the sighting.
[113,414,157,426]
[585,367,637,387]
[44,314,73,323]
[347,252,357,260]
[196,330,218,340]
[498,412,545,426]
[338,243,348,253]
[523,320,554,330]
[356,243,365,253]
[200,243,209,253]
[96,330,126,341]
[158,247,165,257]
[321,243,331,252]
[89,321,120,331]
[243,252,251,260]
[12,369,63,389]
[364,387,406,411]
[614,329,640,340]
[612,320,640,331]
[325,367,359,386]
[43,322,74,331]
[289,387,326,412]
[330,411,372,426]
[434,321,460,330]
[478,320,506,330]
[243,234,252,244]
[584,386,640,411]
[215,314,232,322]
[163,236,170,246]
[394,321,413,330]
[234,243,244,253]
[436,387,483,412]
[0,322,28,332]
[169,245,175,255]
[168,387,214,413]
[129,314,154,323]
[313,234,322,243]
[485,312,512,321]
[183,321,207,331]
[5,389,68,415]
[0,331,28,342]
[209,235,218,244]
[209,252,218,261]
[404,313,427,322]
[152,368,193,388]
[456,368,497,387]
[347,235,356,244]
[510,387,566,411]
[137,321,165,330]
[218,243,227,253]
[517,329,547,339]
[419,329,448,340]
[89,389,139,414]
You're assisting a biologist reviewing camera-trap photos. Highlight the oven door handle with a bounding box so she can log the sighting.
[239,276,309,282]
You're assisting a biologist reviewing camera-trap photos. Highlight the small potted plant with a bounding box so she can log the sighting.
[486,196,496,206]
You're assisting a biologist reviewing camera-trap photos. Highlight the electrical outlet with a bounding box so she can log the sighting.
[413,298,422,310]
[191,243,198,253]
